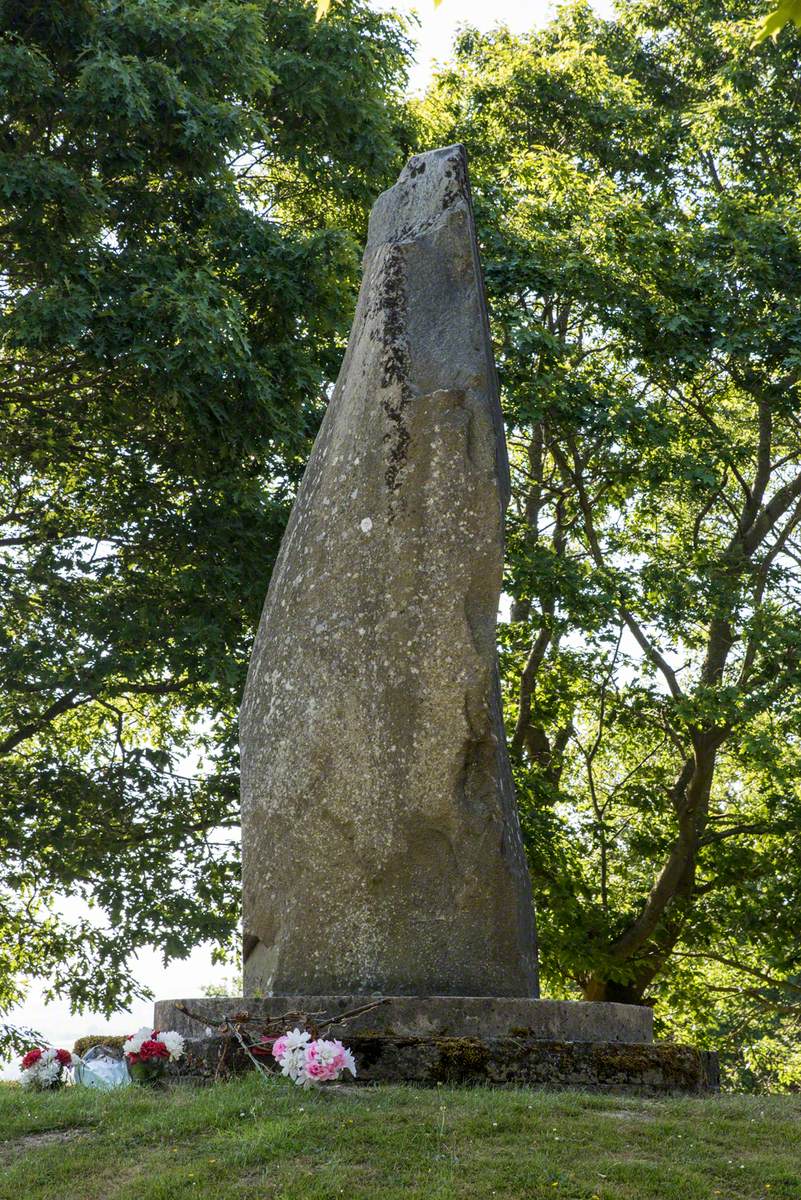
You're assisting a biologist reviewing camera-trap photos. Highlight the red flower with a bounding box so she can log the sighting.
[139,1039,169,1061]
[55,1049,72,1067]
[21,1048,42,1070]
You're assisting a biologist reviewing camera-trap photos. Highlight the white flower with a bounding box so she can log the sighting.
[20,1051,65,1090]
[159,1031,185,1062]
[283,1028,311,1051]
[123,1027,151,1057]
[39,1060,60,1084]
[279,1046,308,1084]
[342,1047,357,1077]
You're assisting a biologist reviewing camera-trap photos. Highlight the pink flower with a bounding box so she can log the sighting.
[305,1060,336,1081]
[271,1037,288,1061]
[303,1042,342,1082]
[328,1041,347,1070]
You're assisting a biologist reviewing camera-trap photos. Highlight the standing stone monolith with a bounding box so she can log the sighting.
[240,144,538,998]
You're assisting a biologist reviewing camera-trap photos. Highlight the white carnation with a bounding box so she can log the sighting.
[39,1060,61,1084]
[279,1046,308,1084]
[283,1028,311,1051]
[314,1042,337,1066]
[20,1053,64,1090]
[159,1030,185,1062]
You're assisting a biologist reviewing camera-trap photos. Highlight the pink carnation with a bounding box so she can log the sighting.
[271,1036,288,1061]
[328,1041,347,1070]
[305,1059,337,1081]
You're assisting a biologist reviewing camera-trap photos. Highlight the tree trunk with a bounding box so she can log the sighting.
[581,734,721,1003]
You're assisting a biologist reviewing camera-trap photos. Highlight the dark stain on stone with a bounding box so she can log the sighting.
[346,1032,386,1069]
[591,1043,704,1089]
[441,155,465,211]
[378,243,411,502]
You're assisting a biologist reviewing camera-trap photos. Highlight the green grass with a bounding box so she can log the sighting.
[2,1076,799,1200]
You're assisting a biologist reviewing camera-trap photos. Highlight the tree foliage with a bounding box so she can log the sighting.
[0,0,410,1027]
[753,0,801,44]
[418,0,801,1087]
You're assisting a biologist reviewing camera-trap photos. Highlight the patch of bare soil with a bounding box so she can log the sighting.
[0,1126,89,1162]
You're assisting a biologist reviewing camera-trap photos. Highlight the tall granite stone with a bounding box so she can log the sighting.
[240,144,538,998]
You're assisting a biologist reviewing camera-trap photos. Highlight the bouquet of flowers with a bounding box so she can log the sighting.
[173,996,376,1088]
[20,1047,73,1090]
[123,1028,184,1084]
[271,1028,356,1087]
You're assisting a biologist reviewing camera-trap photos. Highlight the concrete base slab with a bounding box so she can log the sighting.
[155,995,653,1045]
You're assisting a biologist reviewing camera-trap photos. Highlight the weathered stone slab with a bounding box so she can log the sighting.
[345,1036,719,1095]
[155,995,653,1045]
[240,145,537,997]
[162,1032,718,1097]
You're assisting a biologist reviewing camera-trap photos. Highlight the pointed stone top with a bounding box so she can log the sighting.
[368,144,469,249]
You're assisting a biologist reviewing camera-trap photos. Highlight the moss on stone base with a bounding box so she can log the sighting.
[167,1032,719,1096]
[432,1038,491,1083]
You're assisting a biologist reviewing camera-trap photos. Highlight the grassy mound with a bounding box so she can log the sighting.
[1,1075,798,1199]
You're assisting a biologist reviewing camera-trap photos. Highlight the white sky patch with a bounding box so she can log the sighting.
[371,0,615,97]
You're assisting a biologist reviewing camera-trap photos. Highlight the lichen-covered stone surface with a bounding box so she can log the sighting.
[240,144,538,998]
[347,1035,719,1095]
[167,1034,719,1097]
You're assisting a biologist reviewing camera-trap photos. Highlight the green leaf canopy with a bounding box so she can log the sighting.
[0,0,411,1022]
